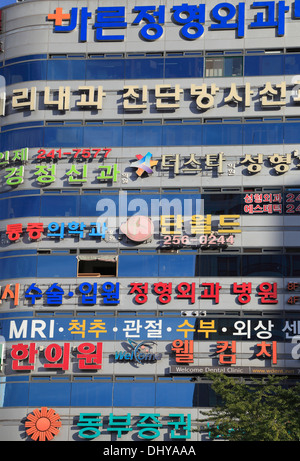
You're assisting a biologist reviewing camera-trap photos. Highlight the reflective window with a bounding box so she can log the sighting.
[36,255,77,278]
[165,56,203,78]
[71,382,113,406]
[28,382,71,407]
[244,54,284,76]
[86,59,125,79]
[3,122,300,151]
[125,58,164,79]
[0,256,37,279]
[243,123,283,145]
[205,56,243,77]
[41,195,80,217]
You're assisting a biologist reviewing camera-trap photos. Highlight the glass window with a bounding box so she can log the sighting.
[28,383,71,406]
[1,127,44,151]
[1,382,30,407]
[123,125,162,147]
[202,194,242,214]
[241,255,286,276]
[284,122,300,144]
[156,383,209,407]
[162,124,202,147]
[71,382,113,406]
[205,57,223,77]
[125,57,164,79]
[45,127,83,147]
[47,59,86,80]
[203,123,243,145]
[158,254,196,277]
[37,255,77,277]
[41,195,80,217]
[244,55,284,76]
[205,56,243,77]
[243,123,283,145]
[118,255,159,277]
[284,54,300,74]
[113,382,156,407]
[83,126,123,147]
[3,61,47,85]
[224,56,243,77]
[165,56,203,78]
[0,196,40,220]
[0,256,37,280]
[86,59,125,79]
[197,255,241,276]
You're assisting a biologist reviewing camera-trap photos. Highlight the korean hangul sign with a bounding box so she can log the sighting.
[2,316,300,342]
[0,280,281,308]
[5,221,108,242]
[2,150,300,189]
[10,342,103,371]
[46,2,300,42]
[6,83,300,117]
[76,412,192,440]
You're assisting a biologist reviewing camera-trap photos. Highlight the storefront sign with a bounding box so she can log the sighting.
[76,412,191,440]
[3,316,300,341]
[46,3,299,42]
[1,280,279,307]
[2,151,300,189]
[170,365,300,375]
[11,341,103,371]
[114,339,162,363]
[4,82,300,116]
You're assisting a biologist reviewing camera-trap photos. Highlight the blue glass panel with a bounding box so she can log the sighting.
[125,58,164,79]
[284,54,300,74]
[40,195,80,217]
[28,383,71,406]
[202,194,242,214]
[290,255,300,276]
[241,255,286,276]
[44,127,83,147]
[162,125,202,146]
[1,382,29,407]
[0,127,44,151]
[165,57,203,78]
[47,59,86,80]
[0,256,37,280]
[118,255,159,277]
[0,196,40,220]
[158,254,196,277]
[83,126,123,147]
[71,382,113,406]
[37,255,77,277]
[155,383,200,407]
[80,194,119,216]
[198,255,241,276]
[123,125,162,147]
[243,123,283,145]
[224,56,243,77]
[86,59,125,79]
[203,124,243,145]
[113,382,156,406]
[284,122,300,143]
[244,55,284,76]
[3,61,47,85]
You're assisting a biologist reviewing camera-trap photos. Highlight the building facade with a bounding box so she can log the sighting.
[0,0,300,442]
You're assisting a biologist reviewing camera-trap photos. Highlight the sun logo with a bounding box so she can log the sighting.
[25,407,62,441]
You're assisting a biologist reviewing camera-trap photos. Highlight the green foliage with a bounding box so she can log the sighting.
[199,373,300,441]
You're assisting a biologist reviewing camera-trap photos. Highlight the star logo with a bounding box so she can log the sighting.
[131,152,158,176]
